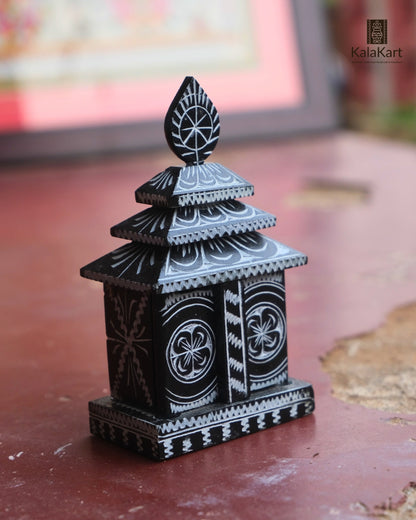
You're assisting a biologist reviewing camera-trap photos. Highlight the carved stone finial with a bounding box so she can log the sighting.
[164,76,220,165]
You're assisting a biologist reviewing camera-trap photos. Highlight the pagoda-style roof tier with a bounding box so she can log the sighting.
[135,163,254,207]
[111,200,276,246]
[80,232,307,294]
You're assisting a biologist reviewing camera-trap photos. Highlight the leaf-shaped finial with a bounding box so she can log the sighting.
[164,77,220,165]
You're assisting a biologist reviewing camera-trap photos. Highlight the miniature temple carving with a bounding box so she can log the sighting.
[81,77,314,460]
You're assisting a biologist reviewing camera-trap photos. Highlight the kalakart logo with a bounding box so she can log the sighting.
[351,18,403,63]
[367,19,387,44]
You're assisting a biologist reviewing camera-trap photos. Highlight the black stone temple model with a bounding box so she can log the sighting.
[81,77,314,461]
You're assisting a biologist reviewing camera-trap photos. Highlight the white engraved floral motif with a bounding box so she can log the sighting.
[246,304,286,363]
[166,77,220,164]
[166,320,215,383]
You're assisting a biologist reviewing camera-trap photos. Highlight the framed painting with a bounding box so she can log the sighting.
[0,0,338,162]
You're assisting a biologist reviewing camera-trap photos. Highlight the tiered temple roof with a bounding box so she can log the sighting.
[81,77,307,293]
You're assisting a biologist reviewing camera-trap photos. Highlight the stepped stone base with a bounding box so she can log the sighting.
[89,378,314,461]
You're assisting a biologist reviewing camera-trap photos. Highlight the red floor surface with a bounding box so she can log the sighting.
[1,132,416,519]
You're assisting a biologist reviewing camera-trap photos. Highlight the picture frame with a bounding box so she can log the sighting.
[0,0,338,162]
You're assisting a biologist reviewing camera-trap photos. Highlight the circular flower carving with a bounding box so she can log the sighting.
[247,304,286,363]
[167,320,215,383]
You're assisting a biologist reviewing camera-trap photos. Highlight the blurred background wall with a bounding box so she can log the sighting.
[0,0,415,161]
[327,0,416,141]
